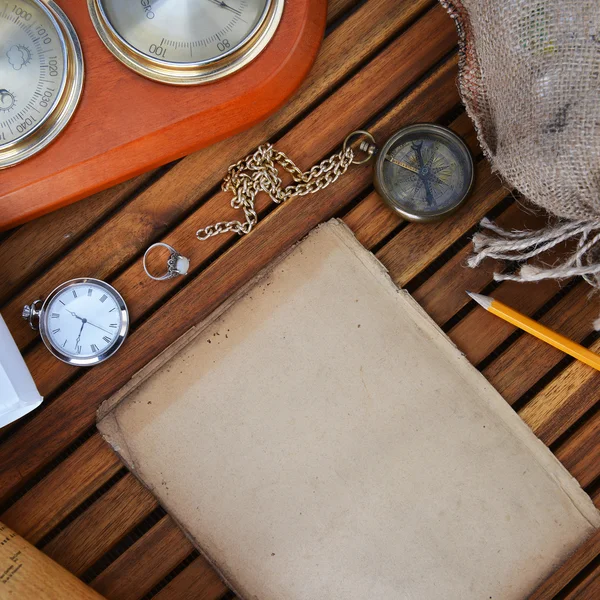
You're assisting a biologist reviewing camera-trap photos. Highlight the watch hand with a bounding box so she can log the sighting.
[385,156,419,174]
[206,0,241,16]
[66,309,85,322]
[85,320,113,336]
[75,320,86,348]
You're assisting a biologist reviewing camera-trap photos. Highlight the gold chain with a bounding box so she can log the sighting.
[196,132,376,241]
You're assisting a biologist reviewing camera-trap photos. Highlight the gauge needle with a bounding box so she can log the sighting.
[385,155,419,174]
[206,0,242,16]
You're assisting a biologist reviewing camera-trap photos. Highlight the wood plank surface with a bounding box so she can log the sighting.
[91,516,195,600]
[0,4,459,500]
[529,528,600,599]
[1,0,599,598]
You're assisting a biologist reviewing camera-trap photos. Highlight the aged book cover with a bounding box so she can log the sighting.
[98,220,600,600]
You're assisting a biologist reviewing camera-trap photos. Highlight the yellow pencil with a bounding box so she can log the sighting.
[467,292,600,372]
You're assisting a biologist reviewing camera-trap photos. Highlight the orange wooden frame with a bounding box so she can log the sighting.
[0,0,326,230]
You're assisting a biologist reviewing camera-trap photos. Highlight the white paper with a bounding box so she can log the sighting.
[0,313,43,428]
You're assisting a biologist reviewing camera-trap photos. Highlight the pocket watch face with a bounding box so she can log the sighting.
[88,0,284,85]
[40,279,129,366]
[0,0,83,168]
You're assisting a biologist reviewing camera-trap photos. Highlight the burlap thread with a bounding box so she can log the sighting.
[440,0,600,316]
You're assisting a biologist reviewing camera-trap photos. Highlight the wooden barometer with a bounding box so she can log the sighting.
[0,0,326,229]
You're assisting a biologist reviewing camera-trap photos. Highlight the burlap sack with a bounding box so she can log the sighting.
[441,0,600,292]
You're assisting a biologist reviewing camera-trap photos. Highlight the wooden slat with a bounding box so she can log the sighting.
[4,0,434,353]
[1,433,121,544]
[91,516,194,600]
[326,0,363,25]
[528,528,600,599]
[554,409,600,489]
[42,473,158,576]
[563,563,600,600]
[449,278,567,367]
[518,337,600,446]
[0,7,459,502]
[152,557,228,600]
[0,174,154,306]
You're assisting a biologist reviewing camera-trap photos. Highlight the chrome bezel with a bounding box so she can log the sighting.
[0,0,84,169]
[88,0,284,86]
[374,123,475,223]
[38,278,129,367]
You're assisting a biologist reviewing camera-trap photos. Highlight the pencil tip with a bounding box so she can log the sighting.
[466,291,493,310]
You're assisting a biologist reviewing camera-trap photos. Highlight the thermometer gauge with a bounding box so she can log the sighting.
[88,0,284,85]
[0,0,83,169]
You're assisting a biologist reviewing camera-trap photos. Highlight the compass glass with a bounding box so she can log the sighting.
[375,124,474,222]
[88,0,283,84]
[0,0,67,147]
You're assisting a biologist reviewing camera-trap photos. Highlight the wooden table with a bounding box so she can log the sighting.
[1,1,599,598]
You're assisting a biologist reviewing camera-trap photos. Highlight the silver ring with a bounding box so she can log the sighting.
[143,243,190,281]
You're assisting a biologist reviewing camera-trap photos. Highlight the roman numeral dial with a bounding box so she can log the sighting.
[40,279,129,366]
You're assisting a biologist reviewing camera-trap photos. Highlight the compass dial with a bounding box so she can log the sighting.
[375,124,474,222]
[0,0,83,168]
[88,0,284,85]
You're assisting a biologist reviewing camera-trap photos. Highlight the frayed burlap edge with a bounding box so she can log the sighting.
[440,0,600,328]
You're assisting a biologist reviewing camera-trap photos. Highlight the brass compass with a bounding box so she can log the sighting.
[373,124,475,222]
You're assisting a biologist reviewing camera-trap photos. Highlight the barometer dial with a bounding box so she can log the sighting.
[88,0,284,85]
[0,0,83,168]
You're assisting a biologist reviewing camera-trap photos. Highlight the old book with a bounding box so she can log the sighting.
[98,220,600,600]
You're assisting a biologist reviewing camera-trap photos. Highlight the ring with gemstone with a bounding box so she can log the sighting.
[143,243,190,281]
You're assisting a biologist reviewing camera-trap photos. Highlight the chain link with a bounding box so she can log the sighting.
[196,143,357,241]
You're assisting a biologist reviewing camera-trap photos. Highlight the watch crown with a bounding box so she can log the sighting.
[22,300,42,331]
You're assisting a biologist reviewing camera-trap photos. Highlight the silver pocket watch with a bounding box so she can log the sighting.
[23,278,129,366]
